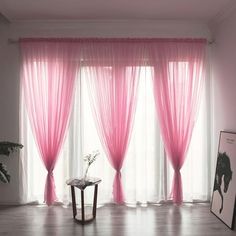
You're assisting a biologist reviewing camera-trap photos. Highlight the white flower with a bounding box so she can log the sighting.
[83,150,100,179]
[83,150,100,166]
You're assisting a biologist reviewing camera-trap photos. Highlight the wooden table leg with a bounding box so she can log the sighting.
[71,186,77,219]
[81,190,85,223]
[92,184,98,219]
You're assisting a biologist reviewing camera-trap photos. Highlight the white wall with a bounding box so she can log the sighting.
[0,22,21,204]
[211,12,236,228]
[211,11,236,162]
[0,20,210,204]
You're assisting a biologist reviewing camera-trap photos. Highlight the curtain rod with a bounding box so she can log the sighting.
[8,38,215,45]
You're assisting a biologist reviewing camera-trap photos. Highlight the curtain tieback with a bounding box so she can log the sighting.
[116,170,121,176]
[47,170,54,177]
[174,169,181,173]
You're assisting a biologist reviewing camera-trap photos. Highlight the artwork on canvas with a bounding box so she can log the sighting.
[211,131,236,229]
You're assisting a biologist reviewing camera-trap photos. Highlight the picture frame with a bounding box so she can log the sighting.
[211,131,236,229]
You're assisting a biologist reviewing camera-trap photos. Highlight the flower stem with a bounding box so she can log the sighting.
[84,164,90,179]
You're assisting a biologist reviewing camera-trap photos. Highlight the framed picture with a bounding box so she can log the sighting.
[211,131,236,229]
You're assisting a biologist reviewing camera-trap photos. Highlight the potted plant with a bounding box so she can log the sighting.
[0,141,23,183]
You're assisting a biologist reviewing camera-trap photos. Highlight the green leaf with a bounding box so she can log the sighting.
[0,141,23,157]
[0,163,10,183]
[0,141,23,183]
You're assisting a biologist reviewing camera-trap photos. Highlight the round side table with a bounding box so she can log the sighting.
[66,177,101,224]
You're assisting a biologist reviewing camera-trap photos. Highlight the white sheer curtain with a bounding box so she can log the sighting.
[20,64,210,205]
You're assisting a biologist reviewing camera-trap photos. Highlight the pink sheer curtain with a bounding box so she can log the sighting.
[84,41,143,203]
[151,39,206,204]
[20,39,78,205]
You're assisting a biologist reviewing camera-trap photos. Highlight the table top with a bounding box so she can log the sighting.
[66,177,101,190]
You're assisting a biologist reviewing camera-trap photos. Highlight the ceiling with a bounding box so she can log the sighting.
[0,0,234,22]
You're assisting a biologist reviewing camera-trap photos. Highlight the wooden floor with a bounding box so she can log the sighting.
[0,203,235,236]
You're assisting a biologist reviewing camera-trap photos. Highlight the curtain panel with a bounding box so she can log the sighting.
[20,40,79,205]
[20,38,207,205]
[150,41,206,203]
[83,41,146,203]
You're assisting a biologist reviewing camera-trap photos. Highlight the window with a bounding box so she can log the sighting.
[20,65,210,205]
